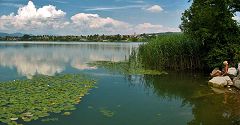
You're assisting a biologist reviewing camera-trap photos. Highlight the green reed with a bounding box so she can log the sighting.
[136,34,203,70]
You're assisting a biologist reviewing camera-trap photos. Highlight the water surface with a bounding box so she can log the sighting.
[0,42,239,125]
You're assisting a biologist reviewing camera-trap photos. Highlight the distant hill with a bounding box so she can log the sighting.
[0,32,25,37]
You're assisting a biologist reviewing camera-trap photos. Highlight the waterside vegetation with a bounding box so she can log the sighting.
[137,34,202,71]
[135,0,240,71]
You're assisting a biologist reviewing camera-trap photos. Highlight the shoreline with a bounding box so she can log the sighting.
[0,41,144,45]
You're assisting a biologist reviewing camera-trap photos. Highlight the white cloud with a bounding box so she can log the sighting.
[0,1,68,32]
[134,23,180,34]
[85,5,146,11]
[137,23,163,29]
[0,3,23,8]
[0,1,179,35]
[70,13,130,34]
[53,0,68,4]
[146,5,163,13]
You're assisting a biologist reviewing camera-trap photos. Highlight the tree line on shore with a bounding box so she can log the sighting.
[0,33,176,42]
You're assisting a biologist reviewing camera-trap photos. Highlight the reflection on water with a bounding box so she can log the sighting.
[0,42,140,79]
[129,72,240,125]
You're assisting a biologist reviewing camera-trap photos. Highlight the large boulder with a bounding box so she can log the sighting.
[208,76,233,88]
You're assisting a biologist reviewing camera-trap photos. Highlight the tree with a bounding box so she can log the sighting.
[180,0,240,68]
[22,34,31,41]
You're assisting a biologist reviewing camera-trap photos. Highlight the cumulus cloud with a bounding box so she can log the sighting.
[146,5,163,13]
[71,13,127,29]
[0,1,68,33]
[134,23,180,34]
[0,1,179,35]
[71,13,129,33]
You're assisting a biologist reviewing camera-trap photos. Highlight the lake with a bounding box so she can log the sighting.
[0,42,239,125]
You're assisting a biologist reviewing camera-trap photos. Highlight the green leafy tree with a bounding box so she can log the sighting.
[180,0,240,68]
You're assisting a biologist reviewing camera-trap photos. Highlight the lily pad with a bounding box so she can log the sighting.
[0,74,96,125]
[62,112,71,116]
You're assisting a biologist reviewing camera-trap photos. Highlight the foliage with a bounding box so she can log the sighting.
[0,74,96,125]
[204,44,240,68]
[137,34,202,70]
[180,0,240,68]
[0,34,155,42]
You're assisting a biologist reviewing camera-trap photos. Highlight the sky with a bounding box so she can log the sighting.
[0,0,215,35]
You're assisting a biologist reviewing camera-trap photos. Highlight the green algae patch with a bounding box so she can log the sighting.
[88,61,167,75]
[99,108,115,118]
[0,74,96,125]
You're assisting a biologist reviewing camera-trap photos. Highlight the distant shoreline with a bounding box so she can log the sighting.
[0,32,182,42]
[0,41,144,45]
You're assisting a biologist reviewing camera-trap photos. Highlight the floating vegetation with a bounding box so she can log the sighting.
[41,118,58,122]
[88,61,167,75]
[99,108,115,118]
[0,74,96,125]
[62,112,71,116]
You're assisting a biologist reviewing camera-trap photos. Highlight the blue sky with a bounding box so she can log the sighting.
[0,0,191,35]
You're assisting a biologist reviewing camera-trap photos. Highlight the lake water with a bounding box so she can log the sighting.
[0,42,240,125]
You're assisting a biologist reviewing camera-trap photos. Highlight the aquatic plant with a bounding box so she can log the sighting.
[99,108,115,118]
[137,34,203,70]
[62,112,71,116]
[88,61,167,75]
[0,74,96,125]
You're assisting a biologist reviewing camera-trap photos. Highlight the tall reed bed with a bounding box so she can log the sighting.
[136,34,203,70]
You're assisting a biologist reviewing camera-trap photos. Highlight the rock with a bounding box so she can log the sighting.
[234,80,240,89]
[208,76,233,88]
[228,67,237,76]
[238,63,240,72]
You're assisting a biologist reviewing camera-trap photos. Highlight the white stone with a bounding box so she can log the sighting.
[234,80,240,89]
[228,67,237,76]
[208,76,233,88]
